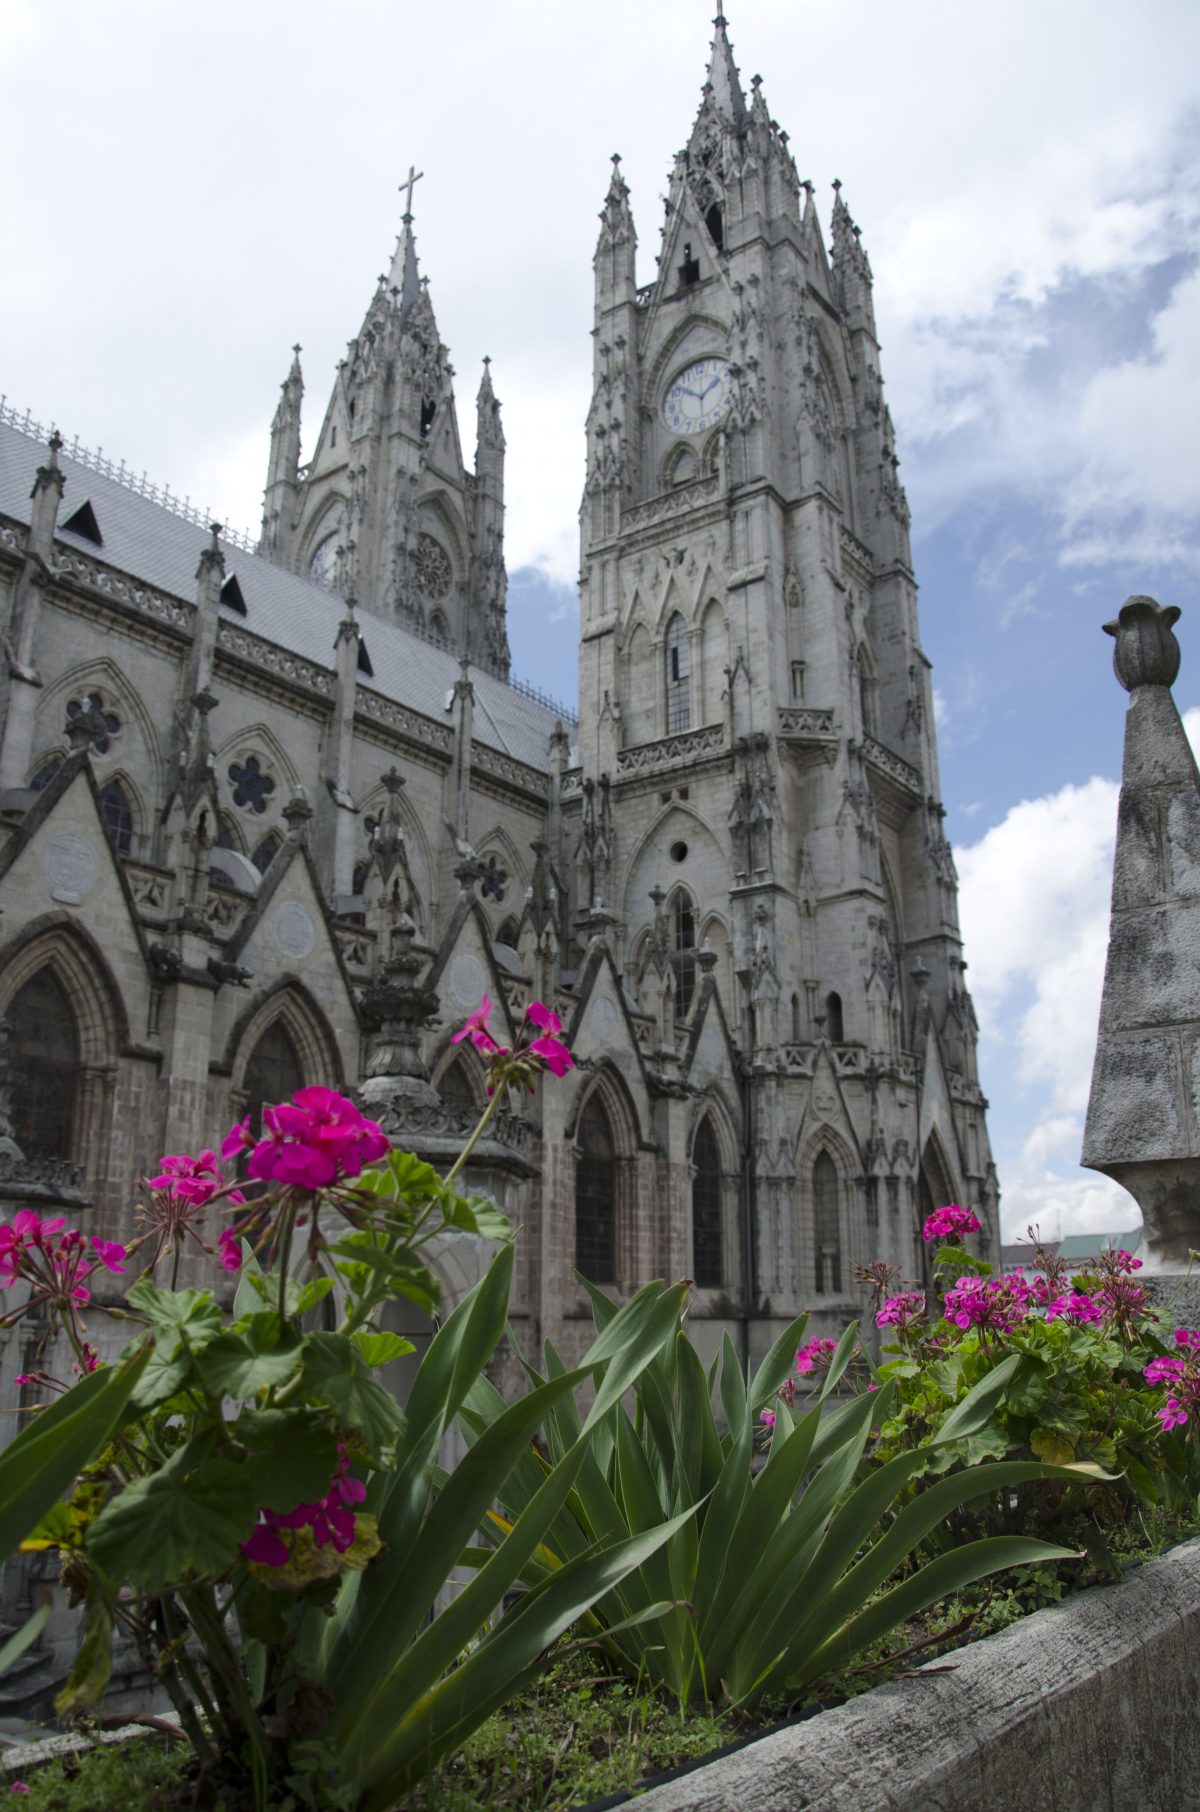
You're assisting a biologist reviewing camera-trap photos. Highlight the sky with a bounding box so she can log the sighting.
[3,0,1199,1241]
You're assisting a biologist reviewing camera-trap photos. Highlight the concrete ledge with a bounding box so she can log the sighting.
[632,1536,1200,1812]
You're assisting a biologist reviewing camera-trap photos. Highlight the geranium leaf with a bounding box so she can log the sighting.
[302,1335,406,1445]
[88,1434,258,1591]
[125,1282,223,1345]
[196,1334,306,1398]
[353,1331,416,1368]
[234,1409,339,1512]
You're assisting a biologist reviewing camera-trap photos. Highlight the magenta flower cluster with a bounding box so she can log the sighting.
[795,1336,838,1375]
[875,1290,926,1330]
[223,1085,390,1192]
[921,1203,982,1243]
[242,1445,368,1567]
[942,1272,1033,1334]
[452,997,573,1085]
[0,1209,126,1313]
[1143,1329,1200,1431]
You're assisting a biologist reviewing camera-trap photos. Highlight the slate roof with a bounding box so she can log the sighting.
[0,416,571,773]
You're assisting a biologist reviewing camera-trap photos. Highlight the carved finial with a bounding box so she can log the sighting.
[48,429,63,461]
[1103,595,1182,692]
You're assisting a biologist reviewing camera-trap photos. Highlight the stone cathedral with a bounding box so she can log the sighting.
[0,16,997,1384]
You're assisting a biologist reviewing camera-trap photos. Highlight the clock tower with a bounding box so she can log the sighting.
[575,13,998,1330]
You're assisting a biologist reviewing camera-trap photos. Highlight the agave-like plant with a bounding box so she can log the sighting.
[461,1283,1095,1711]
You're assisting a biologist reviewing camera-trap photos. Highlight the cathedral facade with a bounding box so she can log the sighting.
[0,17,997,1381]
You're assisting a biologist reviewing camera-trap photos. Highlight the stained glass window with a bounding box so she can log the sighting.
[814,1152,841,1294]
[576,1096,616,1284]
[692,1118,723,1288]
[7,969,79,1162]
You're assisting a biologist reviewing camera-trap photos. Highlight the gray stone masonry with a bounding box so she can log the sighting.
[1083,596,1200,1268]
[631,1535,1200,1812]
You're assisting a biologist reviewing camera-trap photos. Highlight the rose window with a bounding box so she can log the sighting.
[229,755,276,814]
[414,534,451,601]
[66,692,121,754]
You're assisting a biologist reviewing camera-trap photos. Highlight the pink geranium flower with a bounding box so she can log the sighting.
[240,1087,389,1193]
[921,1203,982,1243]
[451,995,505,1057]
[242,1445,367,1567]
[529,1034,573,1077]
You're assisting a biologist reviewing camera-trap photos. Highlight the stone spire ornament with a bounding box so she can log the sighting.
[1082,596,1200,1268]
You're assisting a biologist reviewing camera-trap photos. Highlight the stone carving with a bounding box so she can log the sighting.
[43,832,99,903]
[616,724,724,774]
[269,901,316,960]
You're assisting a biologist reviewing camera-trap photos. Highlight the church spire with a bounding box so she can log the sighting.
[260,343,303,560]
[830,180,876,338]
[387,164,424,317]
[705,12,747,130]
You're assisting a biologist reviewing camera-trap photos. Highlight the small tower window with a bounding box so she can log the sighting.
[692,1117,723,1288]
[678,241,700,287]
[420,398,437,438]
[672,890,697,1022]
[665,613,691,734]
[825,991,844,1044]
[814,1151,842,1294]
[705,203,725,251]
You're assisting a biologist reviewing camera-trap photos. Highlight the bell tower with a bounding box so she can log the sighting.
[258,171,510,678]
[576,12,998,1315]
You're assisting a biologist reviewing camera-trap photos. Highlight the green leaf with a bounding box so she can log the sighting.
[0,1347,151,1565]
[748,1312,810,1410]
[234,1409,339,1513]
[55,1581,113,1716]
[441,1193,513,1242]
[353,1330,416,1368]
[0,1603,51,1676]
[301,1333,406,1446]
[129,1336,194,1409]
[196,1332,305,1397]
[935,1351,1022,1445]
[125,1281,223,1343]
[88,1432,259,1591]
[358,1149,447,1208]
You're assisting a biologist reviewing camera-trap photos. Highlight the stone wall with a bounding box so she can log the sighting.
[630,1535,1200,1812]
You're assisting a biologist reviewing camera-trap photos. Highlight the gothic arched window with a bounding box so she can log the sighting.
[575,1094,617,1284]
[692,1117,723,1288]
[665,613,691,735]
[814,1151,842,1294]
[30,757,63,791]
[673,890,697,1022]
[438,1057,478,1117]
[857,646,875,737]
[242,1021,303,1137]
[825,991,844,1044]
[98,779,133,857]
[7,969,81,1162]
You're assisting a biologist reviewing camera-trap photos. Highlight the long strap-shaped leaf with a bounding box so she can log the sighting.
[797,1534,1078,1687]
[355,1505,699,1811]
[0,1345,150,1564]
[789,1456,1105,1668]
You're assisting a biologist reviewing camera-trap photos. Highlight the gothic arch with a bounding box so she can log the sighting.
[474,824,527,899]
[621,803,725,928]
[570,1066,641,1289]
[418,490,467,569]
[651,575,693,638]
[298,493,347,577]
[223,979,344,1102]
[564,1059,643,1152]
[624,620,656,745]
[795,1124,859,1299]
[95,767,144,859]
[919,1127,960,1217]
[431,1042,487,1111]
[0,918,132,1176]
[0,917,130,1062]
[39,658,165,788]
[689,1092,739,1291]
[645,312,729,403]
[213,723,300,805]
[663,443,699,490]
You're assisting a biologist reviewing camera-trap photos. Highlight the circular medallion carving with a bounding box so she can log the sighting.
[43,832,99,903]
[450,952,486,1010]
[415,533,451,601]
[270,901,316,961]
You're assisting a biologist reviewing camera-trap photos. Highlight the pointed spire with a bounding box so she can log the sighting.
[387,164,425,316]
[706,12,747,129]
[476,356,505,451]
[830,181,876,334]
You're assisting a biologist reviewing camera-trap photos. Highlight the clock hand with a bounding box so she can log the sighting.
[700,376,721,399]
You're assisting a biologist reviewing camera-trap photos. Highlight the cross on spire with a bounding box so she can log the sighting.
[400,164,424,222]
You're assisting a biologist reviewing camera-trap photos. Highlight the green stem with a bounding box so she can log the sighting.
[442,1086,506,1189]
[275,1191,298,1325]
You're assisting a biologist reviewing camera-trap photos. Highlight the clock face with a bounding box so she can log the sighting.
[309,535,339,587]
[662,358,734,435]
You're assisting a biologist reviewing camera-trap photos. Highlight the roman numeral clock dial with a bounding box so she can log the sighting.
[662,357,734,435]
